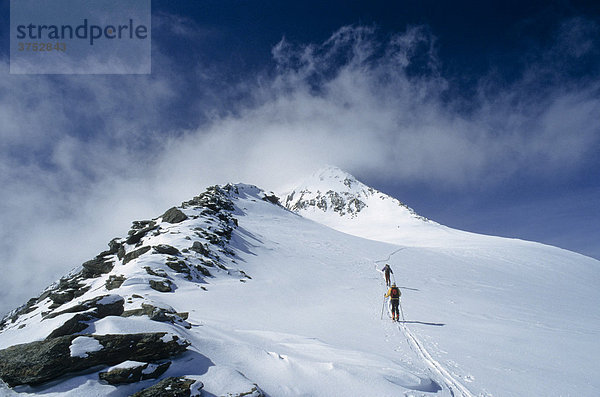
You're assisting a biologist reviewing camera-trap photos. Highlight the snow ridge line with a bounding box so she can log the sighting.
[398,323,475,397]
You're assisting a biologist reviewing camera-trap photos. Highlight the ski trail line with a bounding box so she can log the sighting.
[398,320,475,397]
[375,248,475,397]
[373,247,407,264]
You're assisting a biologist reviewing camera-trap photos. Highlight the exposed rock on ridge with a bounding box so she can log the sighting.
[0,184,271,395]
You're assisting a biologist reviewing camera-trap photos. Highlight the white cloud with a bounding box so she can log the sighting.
[1,21,599,315]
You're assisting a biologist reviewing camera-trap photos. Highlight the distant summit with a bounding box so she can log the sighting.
[282,166,464,246]
[283,165,425,218]
[283,166,373,218]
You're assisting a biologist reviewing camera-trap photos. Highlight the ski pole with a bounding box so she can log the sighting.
[399,298,406,322]
[380,296,386,319]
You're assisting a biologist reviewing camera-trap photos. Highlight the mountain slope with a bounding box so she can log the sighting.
[1,173,599,396]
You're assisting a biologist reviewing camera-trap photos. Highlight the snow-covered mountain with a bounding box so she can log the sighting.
[1,168,599,396]
[282,166,500,247]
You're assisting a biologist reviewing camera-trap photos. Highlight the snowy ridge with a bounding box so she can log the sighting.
[1,170,599,396]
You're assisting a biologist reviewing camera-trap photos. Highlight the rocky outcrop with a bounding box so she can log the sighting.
[166,260,191,275]
[154,244,181,256]
[122,303,190,328]
[44,295,125,339]
[123,246,152,265]
[45,277,92,309]
[161,207,188,224]
[0,183,251,394]
[284,189,367,218]
[126,221,158,245]
[131,376,202,397]
[0,332,189,387]
[145,266,168,278]
[98,361,171,385]
[149,279,173,292]
[261,193,280,204]
[106,275,127,290]
[81,256,115,278]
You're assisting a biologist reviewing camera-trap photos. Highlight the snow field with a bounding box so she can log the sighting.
[1,176,599,396]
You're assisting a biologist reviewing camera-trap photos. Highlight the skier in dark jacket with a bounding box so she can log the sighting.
[381,264,393,287]
[385,283,401,321]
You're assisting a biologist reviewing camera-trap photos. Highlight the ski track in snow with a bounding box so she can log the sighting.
[398,323,475,397]
[379,249,475,397]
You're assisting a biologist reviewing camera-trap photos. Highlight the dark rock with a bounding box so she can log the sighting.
[118,245,126,260]
[131,376,201,397]
[190,241,210,256]
[73,285,92,299]
[49,291,75,306]
[214,226,233,240]
[144,267,168,278]
[45,278,92,308]
[126,232,145,245]
[184,185,236,212]
[96,250,114,258]
[149,279,173,293]
[108,238,123,255]
[46,313,90,339]
[0,332,189,387]
[126,222,157,245]
[161,207,188,224]
[99,361,171,385]
[45,295,125,338]
[37,290,52,303]
[262,194,280,204]
[131,220,155,230]
[0,297,39,330]
[106,275,127,290]
[166,260,189,274]
[122,304,189,328]
[154,245,181,256]
[123,246,151,265]
[82,257,114,278]
[44,295,125,320]
[194,265,211,277]
[199,258,215,268]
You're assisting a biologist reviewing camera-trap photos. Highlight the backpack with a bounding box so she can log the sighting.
[390,287,400,299]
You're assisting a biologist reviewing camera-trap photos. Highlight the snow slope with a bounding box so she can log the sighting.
[1,171,599,396]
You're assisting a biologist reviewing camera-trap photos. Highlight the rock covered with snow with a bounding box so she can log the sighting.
[99,360,171,385]
[0,333,188,387]
[131,376,203,397]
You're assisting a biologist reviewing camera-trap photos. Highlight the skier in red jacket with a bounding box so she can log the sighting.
[385,283,401,321]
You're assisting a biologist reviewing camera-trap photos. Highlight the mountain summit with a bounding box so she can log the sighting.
[283,166,422,219]
[1,172,599,397]
[283,166,489,247]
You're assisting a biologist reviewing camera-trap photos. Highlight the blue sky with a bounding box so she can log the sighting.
[0,0,599,314]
